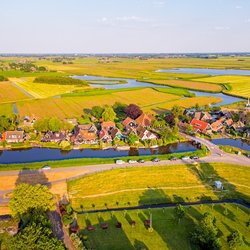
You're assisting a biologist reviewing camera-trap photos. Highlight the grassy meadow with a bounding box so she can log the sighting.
[68,163,250,211]
[77,203,250,250]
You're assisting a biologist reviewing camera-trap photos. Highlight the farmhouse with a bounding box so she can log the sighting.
[99,129,112,143]
[190,119,211,134]
[41,132,66,143]
[135,113,154,127]
[122,117,137,132]
[136,126,157,140]
[72,124,98,144]
[210,118,225,133]
[101,121,116,132]
[5,131,24,143]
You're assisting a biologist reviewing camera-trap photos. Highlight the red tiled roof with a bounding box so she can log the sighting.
[190,119,210,133]
[135,113,153,127]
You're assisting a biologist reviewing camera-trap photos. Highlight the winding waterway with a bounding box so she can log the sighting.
[73,75,244,106]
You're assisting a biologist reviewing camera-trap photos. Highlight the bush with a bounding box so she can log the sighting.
[34,76,88,85]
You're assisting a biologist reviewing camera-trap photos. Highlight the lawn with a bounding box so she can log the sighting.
[0,103,14,116]
[10,77,87,98]
[193,75,250,98]
[0,81,31,103]
[77,203,250,250]
[68,163,250,211]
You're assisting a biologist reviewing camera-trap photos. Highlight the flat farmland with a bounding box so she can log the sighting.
[0,81,31,103]
[193,75,250,98]
[150,79,222,92]
[143,96,222,113]
[68,163,250,211]
[16,88,180,118]
[68,165,217,211]
[10,77,87,98]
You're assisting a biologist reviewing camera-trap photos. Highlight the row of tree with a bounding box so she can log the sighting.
[34,76,88,85]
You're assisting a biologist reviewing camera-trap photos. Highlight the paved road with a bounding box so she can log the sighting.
[0,134,250,205]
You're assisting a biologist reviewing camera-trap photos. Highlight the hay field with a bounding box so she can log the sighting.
[16,88,179,119]
[194,75,250,98]
[0,81,31,103]
[150,79,222,92]
[10,77,87,98]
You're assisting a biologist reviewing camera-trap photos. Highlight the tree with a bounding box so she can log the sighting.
[127,133,139,146]
[191,212,221,250]
[112,102,128,120]
[0,116,11,133]
[9,209,65,250]
[165,113,175,127]
[125,104,142,119]
[9,183,55,217]
[227,230,243,249]
[102,106,116,121]
[186,124,193,134]
[174,204,186,223]
[91,106,104,119]
[48,117,63,132]
[171,105,183,118]
[33,118,50,133]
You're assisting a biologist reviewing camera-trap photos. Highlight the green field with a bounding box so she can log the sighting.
[68,163,250,211]
[77,203,250,250]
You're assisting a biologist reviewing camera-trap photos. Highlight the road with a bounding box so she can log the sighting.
[0,134,250,205]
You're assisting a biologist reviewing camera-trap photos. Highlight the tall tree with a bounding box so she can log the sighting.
[191,212,221,250]
[91,106,104,119]
[102,106,116,121]
[227,230,243,249]
[9,183,55,217]
[174,204,186,223]
[125,104,142,119]
[9,209,65,250]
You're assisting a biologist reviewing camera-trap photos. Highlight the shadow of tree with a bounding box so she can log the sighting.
[134,239,149,250]
[138,188,171,205]
[15,170,51,188]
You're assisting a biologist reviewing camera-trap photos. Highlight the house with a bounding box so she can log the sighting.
[41,132,66,143]
[122,117,137,132]
[210,118,225,133]
[110,128,124,140]
[101,121,116,132]
[5,131,24,143]
[190,119,211,134]
[73,124,98,144]
[224,118,233,127]
[231,121,245,133]
[200,112,213,122]
[214,181,223,190]
[136,126,157,140]
[99,129,112,143]
[135,113,154,128]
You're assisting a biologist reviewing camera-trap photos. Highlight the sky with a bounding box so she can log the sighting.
[0,0,250,53]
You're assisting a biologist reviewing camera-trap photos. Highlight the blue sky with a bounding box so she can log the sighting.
[0,0,250,53]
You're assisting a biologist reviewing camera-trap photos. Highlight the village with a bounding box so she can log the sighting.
[0,101,250,150]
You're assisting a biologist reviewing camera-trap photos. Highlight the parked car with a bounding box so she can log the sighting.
[128,160,137,164]
[152,158,160,162]
[138,159,145,163]
[170,157,177,161]
[190,156,199,160]
[41,165,51,170]
[116,160,125,165]
[181,156,190,160]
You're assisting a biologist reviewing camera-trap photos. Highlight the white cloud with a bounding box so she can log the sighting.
[236,5,242,9]
[115,16,150,23]
[246,19,250,23]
